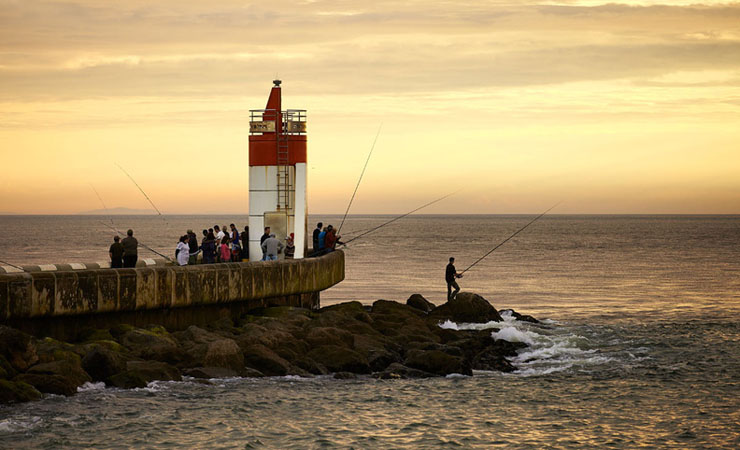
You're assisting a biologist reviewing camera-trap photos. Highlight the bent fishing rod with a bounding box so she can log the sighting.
[115,163,171,229]
[98,221,175,263]
[337,124,382,235]
[459,202,561,275]
[0,259,25,271]
[342,191,458,246]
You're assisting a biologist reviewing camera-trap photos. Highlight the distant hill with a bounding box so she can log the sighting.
[78,207,157,215]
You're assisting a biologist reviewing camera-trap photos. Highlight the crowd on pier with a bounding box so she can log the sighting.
[107,221,343,268]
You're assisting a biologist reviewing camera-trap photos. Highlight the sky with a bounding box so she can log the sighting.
[0,0,739,214]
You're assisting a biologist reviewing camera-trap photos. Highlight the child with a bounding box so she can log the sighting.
[220,235,231,262]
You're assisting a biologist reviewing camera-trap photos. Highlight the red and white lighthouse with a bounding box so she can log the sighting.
[248,80,308,259]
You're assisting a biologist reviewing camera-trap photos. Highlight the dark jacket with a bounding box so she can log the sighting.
[446,263,457,283]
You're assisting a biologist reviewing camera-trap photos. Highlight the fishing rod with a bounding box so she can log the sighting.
[98,220,175,263]
[337,124,382,235]
[342,191,458,246]
[0,259,25,271]
[115,163,171,229]
[459,202,561,275]
[90,183,116,229]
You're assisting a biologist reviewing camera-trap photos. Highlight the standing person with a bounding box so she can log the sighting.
[260,227,271,261]
[214,225,225,262]
[229,224,241,262]
[317,226,328,255]
[241,225,249,261]
[312,222,323,255]
[445,257,463,301]
[285,233,295,259]
[219,235,231,262]
[201,230,216,264]
[176,235,190,266]
[122,229,138,268]
[187,229,199,265]
[261,233,283,261]
[109,236,124,268]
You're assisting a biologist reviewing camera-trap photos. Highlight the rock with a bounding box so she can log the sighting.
[406,294,436,313]
[0,379,42,403]
[372,299,426,318]
[108,360,181,389]
[204,339,244,372]
[428,292,503,324]
[119,328,181,363]
[293,357,328,375]
[184,367,240,379]
[17,359,92,396]
[403,349,472,376]
[0,326,38,372]
[81,345,128,383]
[0,354,16,379]
[34,337,83,364]
[304,326,355,349]
[241,344,291,376]
[373,363,435,379]
[333,371,357,380]
[472,347,517,372]
[306,345,370,374]
[499,308,540,324]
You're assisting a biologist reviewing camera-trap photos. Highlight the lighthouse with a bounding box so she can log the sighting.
[248,80,308,259]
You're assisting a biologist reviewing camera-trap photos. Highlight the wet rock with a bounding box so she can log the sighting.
[293,357,329,375]
[109,360,181,389]
[81,345,128,383]
[0,354,16,379]
[333,371,357,380]
[0,379,42,403]
[204,339,244,372]
[373,363,435,379]
[0,325,38,372]
[404,349,472,376]
[16,359,91,396]
[34,337,83,365]
[241,344,291,376]
[184,367,240,379]
[406,294,436,313]
[499,308,540,324]
[472,347,517,373]
[428,292,503,324]
[306,345,371,374]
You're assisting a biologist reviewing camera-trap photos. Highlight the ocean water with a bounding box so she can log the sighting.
[1,215,739,448]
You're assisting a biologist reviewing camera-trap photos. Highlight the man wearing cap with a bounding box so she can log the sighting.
[446,257,463,301]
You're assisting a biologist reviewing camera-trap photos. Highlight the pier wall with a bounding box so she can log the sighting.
[0,251,344,339]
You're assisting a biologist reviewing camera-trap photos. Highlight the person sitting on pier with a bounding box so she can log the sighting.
[109,235,124,269]
[261,233,283,261]
[122,229,138,268]
[176,235,190,266]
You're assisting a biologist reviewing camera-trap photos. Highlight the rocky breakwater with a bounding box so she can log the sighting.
[1,292,537,404]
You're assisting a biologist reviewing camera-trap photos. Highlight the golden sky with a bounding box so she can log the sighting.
[1,0,739,214]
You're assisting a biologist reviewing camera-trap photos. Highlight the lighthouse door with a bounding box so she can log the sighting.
[263,211,288,256]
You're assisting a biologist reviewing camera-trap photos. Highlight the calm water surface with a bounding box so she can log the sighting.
[1,215,738,448]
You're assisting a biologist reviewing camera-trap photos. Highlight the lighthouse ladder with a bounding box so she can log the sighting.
[276,123,291,210]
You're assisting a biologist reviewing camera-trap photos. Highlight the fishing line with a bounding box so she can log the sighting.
[460,201,561,275]
[98,221,175,263]
[337,124,382,235]
[0,259,25,271]
[90,183,116,229]
[115,163,170,229]
[343,191,458,246]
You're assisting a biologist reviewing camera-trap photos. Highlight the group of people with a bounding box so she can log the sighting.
[258,226,295,261]
[108,229,139,268]
[176,224,249,266]
[310,222,343,256]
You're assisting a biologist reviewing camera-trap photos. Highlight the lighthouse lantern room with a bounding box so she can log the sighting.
[248,80,308,259]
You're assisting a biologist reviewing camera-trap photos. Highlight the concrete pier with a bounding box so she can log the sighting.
[0,251,344,339]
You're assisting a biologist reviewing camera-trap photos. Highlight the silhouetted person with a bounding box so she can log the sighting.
[109,235,123,268]
[201,230,216,264]
[260,226,271,260]
[122,229,138,268]
[446,257,463,301]
[241,226,249,260]
[312,222,323,254]
[187,229,199,265]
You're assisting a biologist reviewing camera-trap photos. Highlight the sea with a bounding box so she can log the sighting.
[0,214,738,449]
